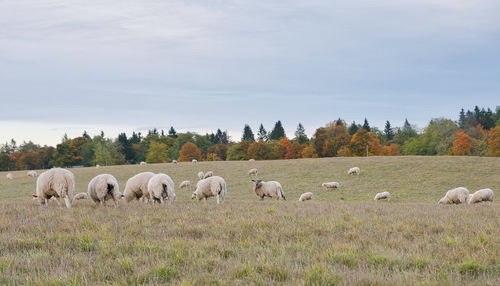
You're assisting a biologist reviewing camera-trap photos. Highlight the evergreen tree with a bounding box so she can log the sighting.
[168,126,178,138]
[214,129,223,144]
[404,118,411,128]
[241,125,255,142]
[257,124,268,141]
[269,120,286,140]
[220,130,229,144]
[384,120,394,141]
[459,108,466,129]
[294,123,308,144]
[362,118,371,132]
[348,121,359,135]
[82,130,91,139]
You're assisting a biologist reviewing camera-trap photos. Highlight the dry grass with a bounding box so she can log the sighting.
[0,156,499,285]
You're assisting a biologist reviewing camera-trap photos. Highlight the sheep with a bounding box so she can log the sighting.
[249,159,255,162]
[96,164,101,168]
[179,180,191,189]
[299,192,313,202]
[88,174,121,207]
[203,171,214,179]
[172,160,178,164]
[251,179,286,201]
[122,172,155,202]
[191,176,227,204]
[438,187,470,205]
[348,167,360,175]
[6,173,13,180]
[197,171,205,180]
[248,168,258,176]
[322,182,340,190]
[74,192,89,200]
[192,159,197,164]
[32,168,75,208]
[27,170,38,178]
[374,192,391,201]
[140,161,147,165]
[468,188,495,204]
[147,173,176,204]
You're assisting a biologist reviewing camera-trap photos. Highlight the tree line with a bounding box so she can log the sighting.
[1,106,499,171]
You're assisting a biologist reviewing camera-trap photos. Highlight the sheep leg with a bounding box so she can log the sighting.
[160,196,164,205]
[112,195,118,208]
[54,197,62,207]
[64,196,71,209]
[216,194,220,205]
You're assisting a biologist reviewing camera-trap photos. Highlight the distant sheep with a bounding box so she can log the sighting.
[251,179,286,201]
[88,174,121,207]
[27,171,38,178]
[6,173,13,180]
[74,192,89,200]
[299,192,313,202]
[172,160,178,164]
[96,165,100,168]
[147,173,176,204]
[348,167,360,175]
[438,187,470,205]
[32,168,75,208]
[140,161,147,165]
[197,171,205,180]
[191,176,227,204]
[468,188,494,204]
[249,159,255,162]
[179,180,190,189]
[374,192,391,201]
[192,159,197,164]
[203,171,214,179]
[123,172,155,202]
[322,182,340,190]
[248,168,258,176]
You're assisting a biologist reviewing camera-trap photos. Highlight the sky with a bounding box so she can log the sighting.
[0,0,499,146]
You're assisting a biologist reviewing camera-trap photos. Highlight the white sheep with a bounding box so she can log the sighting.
[191,176,227,204]
[248,168,258,176]
[6,173,13,180]
[374,192,391,201]
[123,172,155,202]
[299,192,313,202]
[74,192,89,200]
[197,171,205,180]
[251,179,286,201]
[249,159,255,162]
[179,180,191,189]
[203,171,214,179]
[88,174,121,207]
[348,167,360,175]
[172,160,178,164]
[322,182,340,190]
[27,170,38,178]
[192,159,198,164]
[438,187,470,205]
[32,168,75,208]
[468,188,495,204]
[147,173,176,204]
[96,164,101,168]
[140,161,147,165]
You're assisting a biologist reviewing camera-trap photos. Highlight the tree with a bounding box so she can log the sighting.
[384,121,394,141]
[227,144,249,160]
[348,121,359,135]
[241,125,255,142]
[146,141,170,163]
[488,126,500,157]
[350,129,383,156]
[257,124,268,142]
[362,118,371,132]
[294,123,308,144]
[453,131,473,155]
[247,141,271,160]
[458,108,466,129]
[269,120,286,140]
[178,142,201,162]
[168,126,178,138]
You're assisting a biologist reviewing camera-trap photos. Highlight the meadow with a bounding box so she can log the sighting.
[0,156,499,285]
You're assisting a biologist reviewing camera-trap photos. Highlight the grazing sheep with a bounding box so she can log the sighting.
[192,159,197,164]
[468,188,495,204]
[348,167,360,175]
[191,176,227,204]
[248,168,258,176]
[251,179,286,201]
[147,173,176,204]
[438,187,470,205]
[197,171,205,180]
[74,192,89,200]
[179,180,190,189]
[27,170,38,178]
[88,174,121,207]
[32,168,75,208]
[96,164,100,168]
[172,160,178,164]
[140,161,147,165]
[322,182,340,190]
[203,171,214,179]
[249,159,255,162]
[122,172,155,202]
[374,192,391,201]
[6,173,13,180]
[299,192,313,202]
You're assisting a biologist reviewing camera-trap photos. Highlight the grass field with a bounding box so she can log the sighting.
[0,156,499,285]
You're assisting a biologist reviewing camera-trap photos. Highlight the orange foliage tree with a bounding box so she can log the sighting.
[301,146,317,158]
[178,142,201,162]
[350,129,383,156]
[382,144,401,156]
[488,126,500,157]
[453,131,473,155]
[278,137,292,159]
[247,141,271,160]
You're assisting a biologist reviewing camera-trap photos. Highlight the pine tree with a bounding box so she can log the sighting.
[362,118,371,132]
[241,125,255,142]
[257,124,268,141]
[214,129,223,144]
[384,120,394,141]
[348,121,359,135]
[404,118,411,129]
[221,130,229,144]
[168,126,178,138]
[294,123,308,144]
[82,131,90,139]
[459,108,466,129]
[269,120,286,140]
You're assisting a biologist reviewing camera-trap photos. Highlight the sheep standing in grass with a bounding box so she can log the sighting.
[299,192,313,202]
[248,168,258,176]
[468,188,495,204]
[123,172,155,202]
[197,171,205,180]
[322,182,340,190]
[88,174,121,207]
[6,173,13,180]
[96,165,100,168]
[249,159,255,162]
[203,171,214,179]
[27,171,38,178]
[191,176,227,204]
[74,193,89,200]
[251,179,286,201]
[172,160,178,164]
[140,161,147,166]
[32,168,75,208]
[192,159,197,164]
[438,187,470,205]
[179,180,190,189]
[148,173,176,204]
[348,167,360,175]
[374,192,391,201]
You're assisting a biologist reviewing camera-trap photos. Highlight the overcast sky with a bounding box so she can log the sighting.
[1,0,499,146]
